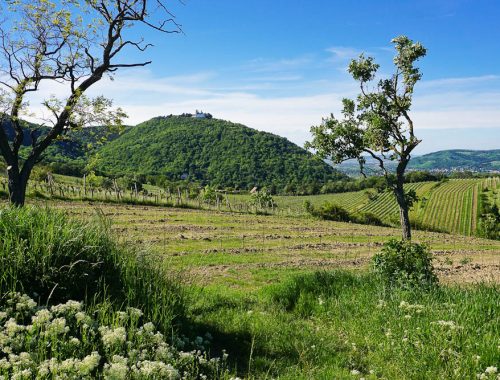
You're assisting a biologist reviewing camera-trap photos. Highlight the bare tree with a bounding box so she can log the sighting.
[0,0,181,206]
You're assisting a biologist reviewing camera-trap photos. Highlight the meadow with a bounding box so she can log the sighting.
[43,200,499,378]
[1,186,499,378]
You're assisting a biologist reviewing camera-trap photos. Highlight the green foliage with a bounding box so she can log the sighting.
[307,36,426,166]
[372,239,438,288]
[305,200,385,226]
[304,201,351,222]
[269,271,360,316]
[250,189,276,208]
[85,171,104,188]
[478,193,500,239]
[202,185,223,205]
[95,117,346,193]
[30,166,51,182]
[353,211,384,226]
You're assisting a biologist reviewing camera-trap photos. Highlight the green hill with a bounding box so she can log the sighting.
[95,116,346,190]
[409,149,500,171]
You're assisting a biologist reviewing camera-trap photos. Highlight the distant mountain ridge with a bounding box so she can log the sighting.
[409,149,500,171]
[333,149,500,175]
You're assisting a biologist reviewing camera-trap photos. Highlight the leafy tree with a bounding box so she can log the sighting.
[306,36,426,240]
[250,189,276,209]
[0,0,180,206]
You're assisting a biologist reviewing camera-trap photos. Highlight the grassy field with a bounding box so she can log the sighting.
[50,200,500,288]
[47,200,500,378]
[12,199,499,378]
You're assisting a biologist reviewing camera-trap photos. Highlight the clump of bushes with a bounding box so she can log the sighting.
[304,201,384,226]
[0,293,230,379]
[478,193,499,240]
[372,239,438,289]
[304,201,351,222]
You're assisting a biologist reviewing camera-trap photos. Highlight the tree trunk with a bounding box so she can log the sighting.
[393,179,412,241]
[7,166,26,207]
[7,161,34,207]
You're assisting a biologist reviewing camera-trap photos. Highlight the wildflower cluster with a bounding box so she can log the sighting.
[0,293,230,379]
[476,366,498,380]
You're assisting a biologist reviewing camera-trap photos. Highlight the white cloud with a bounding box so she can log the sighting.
[325,46,363,61]
[11,66,500,152]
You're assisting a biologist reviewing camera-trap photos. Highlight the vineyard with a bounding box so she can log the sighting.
[271,178,500,236]
[1,174,499,237]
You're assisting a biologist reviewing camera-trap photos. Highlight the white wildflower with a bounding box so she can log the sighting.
[32,309,53,326]
[70,337,80,346]
[48,317,68,335]
[127,307,143,319]
[15,294,37,313]
[77,352,101,374]
[431,320,462,331]
[0,358,11,371]
[11,368,32,380]
[4,318,25,336]
[100,326,127,349]
[143,322,155,333]
[50,300,82,315]
[485,366,497,374]
[399,301,424,314]
[104,361,129,379]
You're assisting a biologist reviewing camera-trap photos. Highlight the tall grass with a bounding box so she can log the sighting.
[0,206,185,334]
[191,270,500,379]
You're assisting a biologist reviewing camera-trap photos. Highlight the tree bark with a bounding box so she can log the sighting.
[6,161,34,207]
[394,171,412,241]
[7,167,24,207]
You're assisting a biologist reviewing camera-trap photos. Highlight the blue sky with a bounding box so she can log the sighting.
[30,0,500,153]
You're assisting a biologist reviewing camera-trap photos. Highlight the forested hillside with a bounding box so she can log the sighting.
[95,116,346,191]
[1,119,123,176]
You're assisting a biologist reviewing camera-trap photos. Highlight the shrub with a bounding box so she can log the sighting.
[353,212,384,226]
[304,201,351,222]
[372,239,438,288]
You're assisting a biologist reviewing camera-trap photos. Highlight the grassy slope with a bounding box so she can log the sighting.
[42,201,500,379]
